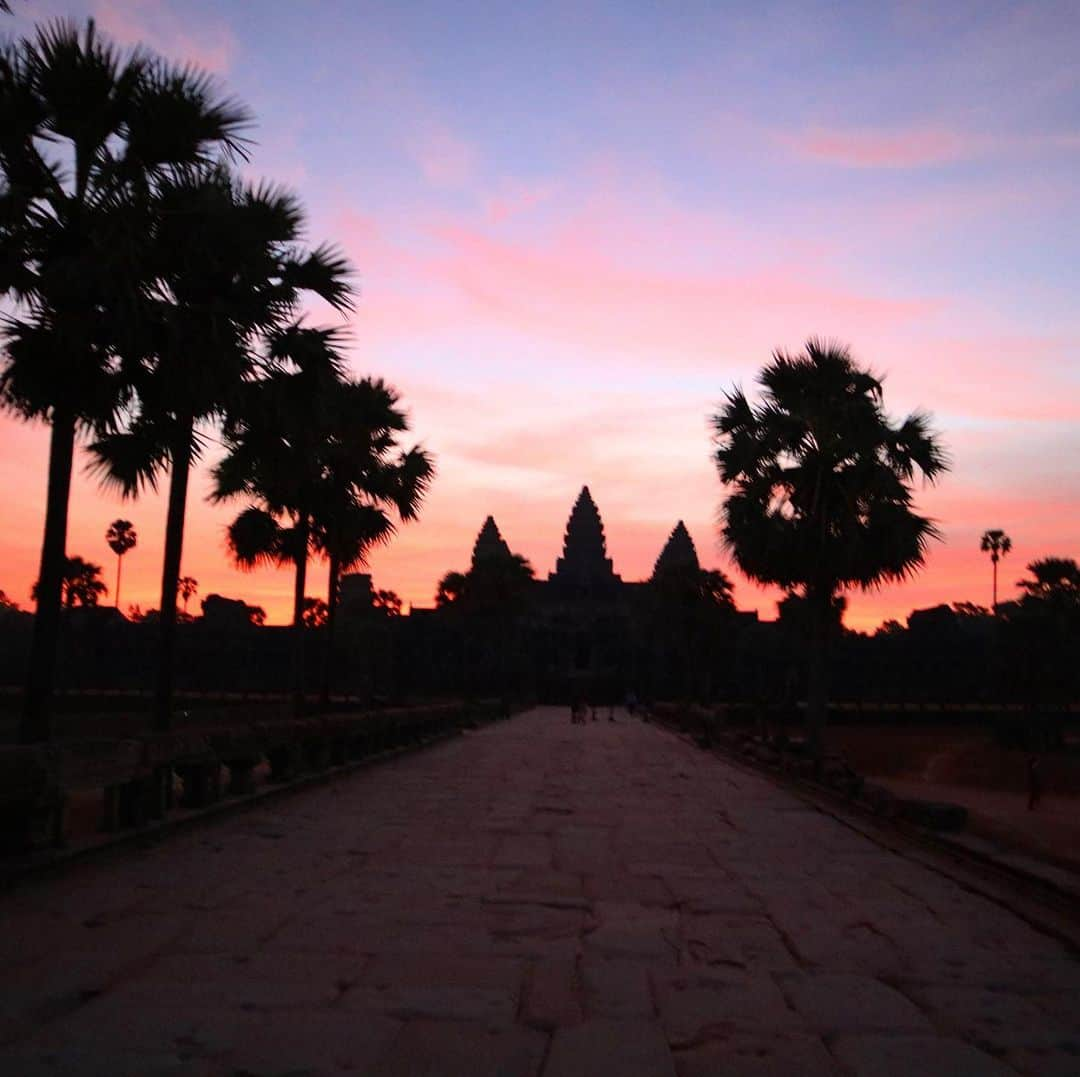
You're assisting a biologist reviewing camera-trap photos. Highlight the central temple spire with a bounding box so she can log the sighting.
[550,486,620,595]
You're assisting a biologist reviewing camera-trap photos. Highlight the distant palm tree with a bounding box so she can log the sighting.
[178,576,198,615]
[302,597,329,629]
[436,571,468,608]
[105,519,137,609]
[980,529,1012,612]
[373,590,403,617]
[1,19,249,742]
[712,340,948,753]
[33,556,107,608]
[1016,557,1080,609]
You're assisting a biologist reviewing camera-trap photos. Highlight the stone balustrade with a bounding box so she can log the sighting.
[0,698,511,857]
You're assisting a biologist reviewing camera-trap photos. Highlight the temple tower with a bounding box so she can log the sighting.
[471,516,512,569]
[651,521,700,579]
[549,486,620,597]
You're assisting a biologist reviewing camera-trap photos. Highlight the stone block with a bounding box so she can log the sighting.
[581,957,655,1018]
[831,1033,1017,1076]
[653,968,804,1046]
[374,1020,547,1077]
[778,972,932,1033]
[545,1019,676,1077]
[674,1030,842,1077]
[521,956,583,1029]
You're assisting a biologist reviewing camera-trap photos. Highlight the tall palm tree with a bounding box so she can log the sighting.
[979,529,1012,613]
[0,19,249,742]
[105,519,137,609]
[712,339,948,753]
[88,169,351,729]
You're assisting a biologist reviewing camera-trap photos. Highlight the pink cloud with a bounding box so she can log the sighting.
[407,128,477,189]
[785,125,983,168]
[418,221,937,363]
[783,124,1080,170]
[877,334,1080,422]
[485,181,558,223]
[93,0,235,73]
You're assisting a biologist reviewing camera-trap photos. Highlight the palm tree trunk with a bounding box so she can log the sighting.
[20,409,76,744]
[115,553,123,611]
[154,421,193,732]
[805,583,831,760]
[992,556,999,613]
[320,551,341,709]
[291,514,310,716]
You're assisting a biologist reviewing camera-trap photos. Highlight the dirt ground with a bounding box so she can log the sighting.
[829,725,1080,871]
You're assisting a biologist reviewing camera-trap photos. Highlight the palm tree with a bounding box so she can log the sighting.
[436,571,468,608]
[88,168,350,729]
[33,555,108,608]
[178,575,198,615]
[1,19,249,742]
[105,519,137,609]
[213,326,347,712]
[980,529,1012,612]
[1016,557,1080,609]
[712,339,948,753]
[215,362,433,711]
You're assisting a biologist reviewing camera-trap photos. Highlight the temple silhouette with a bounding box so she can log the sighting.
[411,484,737,702]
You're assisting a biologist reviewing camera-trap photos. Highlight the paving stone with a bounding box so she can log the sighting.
[0,709,1076,1074]
[1001,1044,1080,1077]
[900,983,1079,1050]
[348,953,525,1022]
[831,1033,1019,1076]
[778,972,932,1033]
[545,1019,676,1077]
[520,956,582,1029]
[584,901,681,963]
[653,968,804,1046]
[0,1047,219,1077]
[680,914,798,971]
[221,1010,401,1075]
[657,874,760,916]
[582,869,668,904]
[494,834,553,868]
[581,956,655,1018]
[374,1019,546,1077]
[674,1030,843,1076]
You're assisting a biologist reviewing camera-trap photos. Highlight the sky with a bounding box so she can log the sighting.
[1,0,1078,631]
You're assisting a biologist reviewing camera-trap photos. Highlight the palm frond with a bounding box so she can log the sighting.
[85,423,170,497]
[226,506,283,569]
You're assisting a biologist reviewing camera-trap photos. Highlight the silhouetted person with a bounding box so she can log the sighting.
[625,689,637,717]
[1027,755,1043,810]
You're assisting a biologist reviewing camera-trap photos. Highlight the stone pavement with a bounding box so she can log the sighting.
[1,707,1078,1076]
